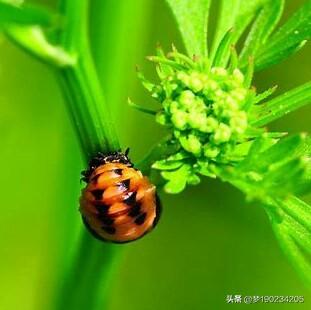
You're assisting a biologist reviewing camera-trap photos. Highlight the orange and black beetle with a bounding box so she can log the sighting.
[80,150,161,243]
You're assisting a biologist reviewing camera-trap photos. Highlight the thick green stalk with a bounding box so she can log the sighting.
[2,0,122,307]
[58,0,119,157]
[55,233,122,310]
[54,0,121,309]
[54,64,121,309]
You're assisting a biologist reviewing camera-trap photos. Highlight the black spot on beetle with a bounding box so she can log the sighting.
[98,215,114,226]
[94,203,110,214]
[128,201,141,217]
[135,212,147,225]
[113,169,123,175]
[102,226,116,235]
[123,192,137,206]
[91,189,104,200]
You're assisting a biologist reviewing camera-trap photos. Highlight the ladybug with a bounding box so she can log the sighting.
[79,150,161,243]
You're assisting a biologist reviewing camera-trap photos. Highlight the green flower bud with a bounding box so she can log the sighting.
[167,75,174,81]
[225,79,239,90]
[171,83,178,91]
[203,145,220,158]
[212,100,225,116]
[230,111,248,134]
[177,71,190,85]
[174,130,181,138]
[192,98,206,113]
[232,69,244,83]
[169,101,180,114]
[225,96,239,110]
[204,79,219,93]
[171,110,188,129]
[230,88,247,102]
[178,90,195,108]
[214,89,225,99]
[211,67,227,77]
[213,123,232,144]
[179,134,202,155]
[204,116,218,133]
[220,96,239,118]
[156,111,169,125]
[136,50,256,193]
[188,72,204,92]
[188,111,206,130]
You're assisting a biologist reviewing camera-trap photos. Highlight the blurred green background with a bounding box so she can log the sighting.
[0,0,310,309]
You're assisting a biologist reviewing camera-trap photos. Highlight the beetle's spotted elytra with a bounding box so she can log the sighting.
[80,150,161,243]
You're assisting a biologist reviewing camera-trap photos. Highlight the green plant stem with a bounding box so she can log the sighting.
[55,64,122,309]
[54,0,121,309]
[55,233,122,310]
[58,0,119,158]
[58,61,120,159]
[4,1,124,308]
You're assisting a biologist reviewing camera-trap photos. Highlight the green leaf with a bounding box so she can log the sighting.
[224,141,253,160]
[137,136,180,175]
[162,164,190,193]
[217,134,311,199]
[256,41,306,71]
[255,0,311,71]
[230,134,274,169]
[212,0,270,55]
[239,0,284,65]
[152,159,184,170]
[167,152,190,161]
[165,0,211,56]
[128,98,157,115]
[0,1,55,27]
[147,55,187,70]
[277,196,311,232]
[211,0,241,57]
[246,135,310,196]
[244,57,254,87]
[5,25,75,67]
[155,46,175,79]
[187,173,201,185]
[253,85,277,104]
[258,134,306,167]
[265,196,311,287]
[211,29,234,67]
[136,68,155,92]
[262,157,309,195]
[251,81,311,127]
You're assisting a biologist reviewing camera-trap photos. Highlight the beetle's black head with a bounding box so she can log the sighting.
[81,148,132,183]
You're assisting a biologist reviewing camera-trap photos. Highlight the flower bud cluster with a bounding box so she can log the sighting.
[156,67,249,162]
